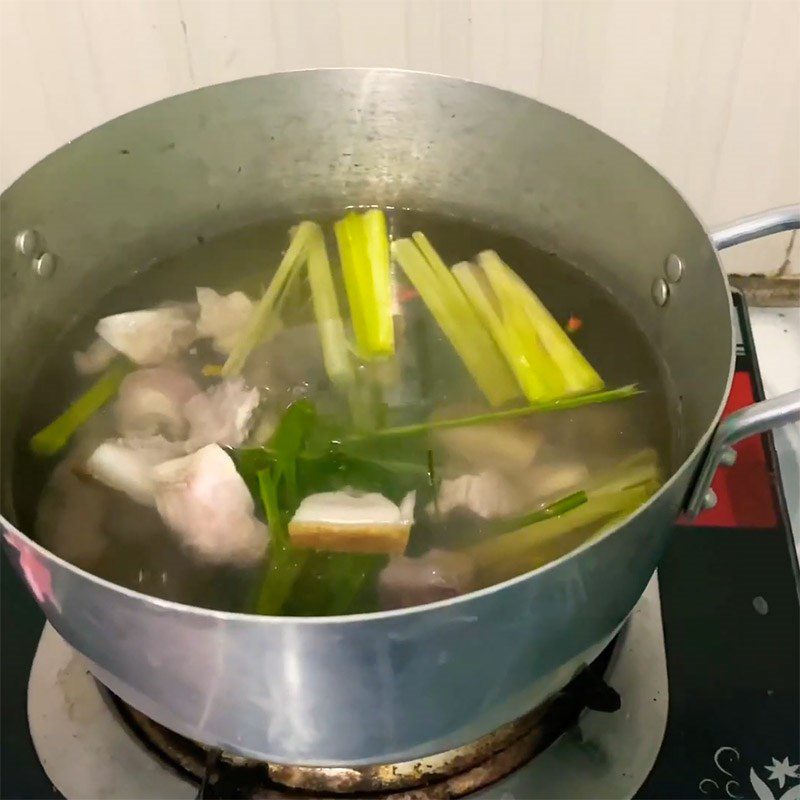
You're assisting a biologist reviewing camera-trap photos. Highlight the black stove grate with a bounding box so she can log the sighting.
[106,639,620,799]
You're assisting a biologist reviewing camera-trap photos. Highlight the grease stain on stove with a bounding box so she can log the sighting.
[753,596,770,615]
[56,657,97,725]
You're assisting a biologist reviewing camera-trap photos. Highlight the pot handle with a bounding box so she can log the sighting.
[710,204,799,250]
[684,204,800,517]
[685,390,800,516]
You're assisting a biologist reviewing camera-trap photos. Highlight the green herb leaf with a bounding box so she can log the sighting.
[268,399,318,460]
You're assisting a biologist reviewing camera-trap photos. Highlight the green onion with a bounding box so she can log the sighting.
[489,490,588,535]
[478,251,603,394]
[223,221,315,376]
[426,448,436,489]
[283,552,386,616]
[30,360,132,456]
[306,224,353,387]
[392,236,519,406]
[359,384,640,440]
[321,553,386,615]
[255,467,308,615]
[234,447,428,480]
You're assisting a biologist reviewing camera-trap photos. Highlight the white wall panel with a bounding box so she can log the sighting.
[1,0,797,273]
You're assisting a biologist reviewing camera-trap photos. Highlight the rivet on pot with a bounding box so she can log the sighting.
[15,229,43,258]
[702,488,717,510]
[651,277,669,307]
[664,254,684,283]
[32,252,57,278]
[719,446,737,467]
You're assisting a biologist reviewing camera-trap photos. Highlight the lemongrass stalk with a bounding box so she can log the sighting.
[453,261,552,401]
[223,222,315,376]
[335,213,371,356]
[30,360,133,456]
[584,448,661,496]
[307,225,353,386]
[393,238,519,406]
[411,232,464,297]
[469,482,653,580]
[412,232,514,362]
[479,253,565,398]
[360,384,640,440]
[478,250,603,393]
[363,209,394,355]
[412,233,521,404]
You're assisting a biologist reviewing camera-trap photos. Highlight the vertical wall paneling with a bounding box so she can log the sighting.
[0,0,797,273]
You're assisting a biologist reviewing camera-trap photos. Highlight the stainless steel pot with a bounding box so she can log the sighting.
[2,70,798,767]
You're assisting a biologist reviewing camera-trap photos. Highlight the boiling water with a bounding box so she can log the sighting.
[13,209,677,614]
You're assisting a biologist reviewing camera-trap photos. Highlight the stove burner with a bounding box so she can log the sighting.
[108,637,620,799]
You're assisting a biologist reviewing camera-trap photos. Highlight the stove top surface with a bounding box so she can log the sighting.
[2,293,798,800]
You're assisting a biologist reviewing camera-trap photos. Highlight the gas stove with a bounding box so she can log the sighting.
[2,292,798,800]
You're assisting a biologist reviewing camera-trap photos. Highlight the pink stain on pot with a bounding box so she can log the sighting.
[3,529,59,610]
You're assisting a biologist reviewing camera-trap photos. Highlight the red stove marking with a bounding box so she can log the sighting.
[681,371,779,529]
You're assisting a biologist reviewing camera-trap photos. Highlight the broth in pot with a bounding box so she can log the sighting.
[15,208,676,616]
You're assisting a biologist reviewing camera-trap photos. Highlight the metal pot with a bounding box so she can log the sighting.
[2,70,798,767]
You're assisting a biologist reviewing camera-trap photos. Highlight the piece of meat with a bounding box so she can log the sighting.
[435,420,541,472]
[96,307,196,366]
[185,377,260,448]
[524,462,589,505]
[73,337,118,375]
[289,490,416,555]
[115,367,201,440]
[378,549,476,609]
[152,444,267,566]
[85,436,184,506]
[35,457,109,569]
[243,321,326,397]
[431,471,518,519]
[195,288,254,355]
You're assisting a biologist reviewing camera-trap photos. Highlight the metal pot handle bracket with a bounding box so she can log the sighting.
[685,204,800,517]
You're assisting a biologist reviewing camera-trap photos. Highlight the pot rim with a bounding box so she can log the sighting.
[0,67,735,625]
